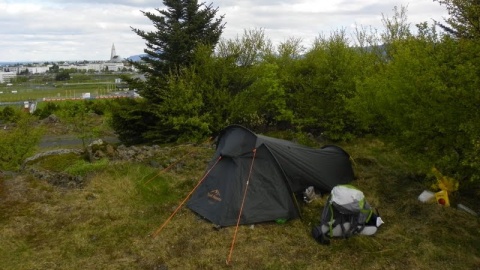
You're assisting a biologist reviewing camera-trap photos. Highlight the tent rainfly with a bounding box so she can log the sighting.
[187,125,355,227]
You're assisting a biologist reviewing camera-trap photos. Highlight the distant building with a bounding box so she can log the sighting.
[0,72,16,83]
[4,65,50,74]
[1,44,129,75]
[111,43,117,61]
[5,66,25,74]
[29,66,51,74]
[104,63,124,72]
[105,43,125,71]
[75,63,103,72]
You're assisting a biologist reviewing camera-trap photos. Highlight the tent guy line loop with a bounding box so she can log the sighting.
[150,155,222,239]
[226,148,257,265]
[143,137,214,186]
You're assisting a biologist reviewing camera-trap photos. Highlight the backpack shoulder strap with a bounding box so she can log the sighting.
[319,196,332,235]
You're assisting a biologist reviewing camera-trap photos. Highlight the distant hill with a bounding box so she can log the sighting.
[127,54,147,62]
[0,61,34,66]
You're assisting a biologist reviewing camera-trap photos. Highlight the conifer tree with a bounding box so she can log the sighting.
[130,0,225,101]
[434,0,480,39]
[111,0,225,144]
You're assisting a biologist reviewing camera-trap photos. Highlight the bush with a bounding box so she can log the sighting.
[348,26,480,186]
[108,98,154,145]
[33,102,60,119]
[1,106,20,123]
[0,114,44,171]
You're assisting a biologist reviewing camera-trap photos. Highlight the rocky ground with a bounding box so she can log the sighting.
[24,135,205,189]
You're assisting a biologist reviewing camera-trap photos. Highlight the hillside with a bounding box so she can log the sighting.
[1,133,479,269]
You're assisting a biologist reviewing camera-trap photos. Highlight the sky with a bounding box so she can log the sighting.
[0,0,449,62]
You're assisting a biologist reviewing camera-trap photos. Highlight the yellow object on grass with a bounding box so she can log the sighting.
[434,190,450,207]
[431,167,459,192]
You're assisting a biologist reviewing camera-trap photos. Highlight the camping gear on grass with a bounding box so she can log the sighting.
[435,190,450,206]
[312,185,383,244]
[187,125,355,227]
[457,204,478,216]
[418,190,435,203]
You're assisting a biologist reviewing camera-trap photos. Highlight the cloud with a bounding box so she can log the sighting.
[0,1,155,61]
[0,0,448,62]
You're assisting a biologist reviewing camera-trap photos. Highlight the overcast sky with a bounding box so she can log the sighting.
[0,0,449,62]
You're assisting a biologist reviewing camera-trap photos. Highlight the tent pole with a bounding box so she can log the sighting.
[226,148,257,265]
[151,155,222,238]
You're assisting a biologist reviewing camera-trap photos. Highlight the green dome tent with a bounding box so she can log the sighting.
[187,125,354,227]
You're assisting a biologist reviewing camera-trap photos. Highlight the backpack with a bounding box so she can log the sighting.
[311,185,382,245]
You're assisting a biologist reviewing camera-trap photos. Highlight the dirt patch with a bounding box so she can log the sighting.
[0,175,30,205]
[26,167,85,188]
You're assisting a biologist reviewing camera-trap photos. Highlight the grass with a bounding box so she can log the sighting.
[0,73,123,102]
[1,138,479,269]
[0,83,115,102]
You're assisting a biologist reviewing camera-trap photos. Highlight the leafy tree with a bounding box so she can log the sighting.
[58,101,102,150]
[49,64,59,73]
[32,102,61,119]
[157,29,289,135]
[1,106,19,123]
[216,28,274,96]
[217,29,274,68]
[229,62,293,130]
[380,5,412,61]
[350,15,480,186]
[55,70,70,81]
[0,113,44,171]
[434,0,480,39]
[179,45,235,134]
[348,6,413,136]
[108,99,156,145]
[142,68,211,143]
[381,6,411,43]
[286,30,360,140]
[212,28,283,130]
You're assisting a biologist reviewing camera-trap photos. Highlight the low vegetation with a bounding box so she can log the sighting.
[0,73,123,102]
[0,114,44,171]
[0,130,479,269]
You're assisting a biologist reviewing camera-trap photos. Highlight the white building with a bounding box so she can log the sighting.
[0,43,129,75]
[29,66,51,74]
[104,43,125,71]
[75,63,103,72]
[0,72,17,83]
[104,62,125,72]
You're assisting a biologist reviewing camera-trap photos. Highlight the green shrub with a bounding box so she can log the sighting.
[0,114,44,171]
[1,106,20,123]
[33,102,61,119]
